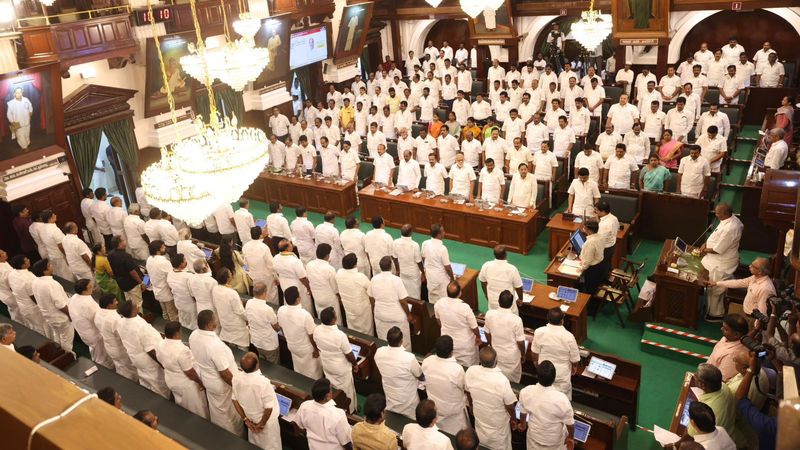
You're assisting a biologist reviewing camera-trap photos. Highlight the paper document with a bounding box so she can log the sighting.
[559,304,570,312]
[522,294,534,304]
[562,258,581,268]
[653,425,681,446]
[558,264,581,276]
[389,189,403,196]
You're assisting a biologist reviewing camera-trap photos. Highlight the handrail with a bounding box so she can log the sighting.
[17,5,131,28]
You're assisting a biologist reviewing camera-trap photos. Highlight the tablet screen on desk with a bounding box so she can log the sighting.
[142,274,150,288]
[202,247,213,259]
[256,219,267,229]
[680,396,695,427]
[556,286,578,303]
[573,420,591,443]
[479,326,488,344]
[674,237,688,253]
[521,277,534,292]
[351,343,362,359]
[277,393,292,416]
[587,356,617,380]
[451,263,466,278]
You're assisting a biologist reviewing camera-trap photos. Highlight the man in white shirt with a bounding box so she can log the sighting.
[721,38,745,66]
[697,125,727,173]
[38,212,72,283]
[518,361,576,450]
[373,144,396,186]
[318,137,341,177]
[487,59,505,87]
[273,240,313,313]
[116,299,169,397]
[30,260,74,352]
[106,197,127,241]
[574,144,604,183]
[658,66,683,102]
[735,53,755,88]
[482,128,507,168]
[416,88,436,123]
[366,122,387,159]
[211,267,250,349]
[484,290,526,382]
[719,65,744,106]
[451,91,471,126]
[364,216,395,276]
[694,43,714,73]
[369,256,413,351]
[8,255,47,336]
[532,307,581,398]
[470,94,492,122]
[396,150,421,191]
[595,200,619,270]
[478,158,506,204]
[435,282,479,366]
[543,98,566,133]
[568,167,602,217]
[145,240,178,321]
[633,69,657,105]
[508,164,538,209]
[246,282,280,364]
[93,294,137,380]
[448,153,476,200]
[189,260,217,314]
[314,308,358,413]
[614,63,634,95]
[689,63,712,98]
[375,327,423,419]
[306,244,341,320]
[268,107,290,141]
[569,98,591,138]
[460,131,482,169]
[532,141,559,184]
[166,254,197,330]
[277,286,323,378]
[641,100,666,141]
[552,116,576,158]
[437,127,459,168]
[336,253,374,335]
[752,41,775,73]
[62,222,92,281]
[314,212,344,270]
[624,122,650,164]
[122,204,148,260]
[478,245,523,313]
[603,144,639,189]
[340,217,370,278]
[682,83,703,122]
[637,81,661,114]
[687,401,737,450]
[421,224,454,303]
[677,145,711,198]
[413,127,437,163]
[233,198,255,245]
[290,207,316,264]
[393,224,424,300]
[524,112,549,151]
[606,94,639,137]
[560,77,583,113]
[231,353,282,450]
[665,97,693,143]
[464,347,518,450]
[189,310,244,434]
[764,128,788,169]
[156,321,209,419]
[212,203,237,242]
[505,137,532,175]
[421,336,469,435]
[696,104,731,138]
[266,202,293,252]
[296,378,353,449]
[700,203,743,320]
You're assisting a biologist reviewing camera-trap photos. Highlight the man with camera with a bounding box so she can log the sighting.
[763,300,800,369]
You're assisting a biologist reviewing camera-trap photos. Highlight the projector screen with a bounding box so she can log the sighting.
[289,25,329,70]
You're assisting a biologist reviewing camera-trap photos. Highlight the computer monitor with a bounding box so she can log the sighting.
[521,277,534,293]
[350,343,362,359]
[276,393,292,416]
[674,237,688,254]
[202,247,213,259]
[451,262,466,278]
[479,326,488,344]
[569,229,586,253]
[679,396,695,427]
[556,286,579,303]
[587,356,617,380]
[573,420,592,443]
[256,219,267,229]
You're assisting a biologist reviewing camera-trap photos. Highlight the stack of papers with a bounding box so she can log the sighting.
[558,264,581,276]
[561,258,581,268]
[653,425,680,446]
[389,189,403,196]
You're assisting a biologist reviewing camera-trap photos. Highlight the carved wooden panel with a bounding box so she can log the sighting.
[165,0,240,37]
[62,84,137,134]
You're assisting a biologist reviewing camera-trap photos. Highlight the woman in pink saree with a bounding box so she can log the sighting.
[658,129,683,169]
[775,95,794,146]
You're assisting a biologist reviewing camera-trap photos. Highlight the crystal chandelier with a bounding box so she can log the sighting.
[571,0,612,51]
[459,0,488,19]
[180,0,270,91]
[425,0,443,7]
[141,0,270,226]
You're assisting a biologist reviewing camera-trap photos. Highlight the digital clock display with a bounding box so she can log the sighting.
[133,6,175,26]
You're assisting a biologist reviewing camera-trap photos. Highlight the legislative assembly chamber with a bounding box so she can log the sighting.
[1,0,799,449]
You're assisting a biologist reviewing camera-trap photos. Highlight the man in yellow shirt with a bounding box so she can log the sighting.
[351,394,398,450]
[461,117,482,142]
[340,98,355,129]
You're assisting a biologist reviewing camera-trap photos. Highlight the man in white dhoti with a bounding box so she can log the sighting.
[93,294,137,380]
[8,255,48,336]
[335,253,375,335]
[273,239,313,314]
[106,197,127,242]
[484,290,526,383]
[166,254,197,330]
[393,224,424,300]
[146,240,178,321]
[123,204,149,261]
[30,259,74,353]
[233,198,256,245]
[296,378,353,449]
[40,211,73,282]
[421,224,454,304]
[701,203,744,321]
[246,282,281,364]
[70,279,117,368]
[340,216,371,277]
[0,250,19,324]
[277,286,323,379]
[189,309,244,435]
[374,326,423,419]
[7,88,32,149]
[364,216,394,276]
[62,222,93,281]
[80,189,101,245]
[315,212,345,270]
[212,267,250,349]
[116,298,170,398]
[465,347,518,450]
[232,352,282,450]
[369,257,413,351]
[434,282,480,367]
[155,321,209,419]
[189,259,217,315]
[401,400,455,449]
[290,207,316,264]
[306,243,342,323]
[478,245,524,313]
[532,307,580,399]
[314,307,358,413]
[421,335,469,435]
[518,360,576,450]
[242,226,278,305]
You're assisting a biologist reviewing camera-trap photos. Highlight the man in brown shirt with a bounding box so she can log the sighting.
[351,394,398,450]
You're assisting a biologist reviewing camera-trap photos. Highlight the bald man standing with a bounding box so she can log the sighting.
[464,347,518,450]
[232,352,282,450]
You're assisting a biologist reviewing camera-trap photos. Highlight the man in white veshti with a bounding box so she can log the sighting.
[277,286,323,379]
[374,326,423,419]
[335,252,375,335]
[369,256,414,351]
[155,321,209,419]
[7,87,33,149]
[232,352,282,450]
[313,306,358,413]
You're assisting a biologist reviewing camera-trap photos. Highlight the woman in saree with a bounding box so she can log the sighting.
[92,243,123,301]
[775,95,794,146]
[214,237,251,295]
[658,129,683,169]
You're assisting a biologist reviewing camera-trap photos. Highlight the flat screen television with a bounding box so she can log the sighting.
[289,25,330,70]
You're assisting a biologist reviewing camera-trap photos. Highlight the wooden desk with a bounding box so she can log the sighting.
[573,351,642,429]
[669,372,697,435]
[358,184,539,254]
[518,283,590,344]
[546,213,631,268]
[247,172,358,217]
[544,242,582,289]
[652,240,707,329]
[457,267,480,311]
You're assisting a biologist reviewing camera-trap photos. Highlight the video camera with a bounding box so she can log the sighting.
[768,283,799,318]
[740,335,767,357]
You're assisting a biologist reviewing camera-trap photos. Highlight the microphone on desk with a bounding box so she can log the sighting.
[688,220,717,249]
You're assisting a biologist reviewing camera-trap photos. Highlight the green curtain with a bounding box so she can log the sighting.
[102,119,139,182]
[216,85,245,122]
[293,67,313,103]
[68,127,103,188]
[194,91,215,121]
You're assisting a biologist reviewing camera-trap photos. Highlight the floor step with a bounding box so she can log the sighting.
[640,338,710,362]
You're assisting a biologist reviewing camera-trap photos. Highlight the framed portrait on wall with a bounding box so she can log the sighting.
[253,13,293,89]
[333,2,374,62]
[0,63,64,170]
[144,32,195,118]
[469,0,517,38]
[611,0,670,44]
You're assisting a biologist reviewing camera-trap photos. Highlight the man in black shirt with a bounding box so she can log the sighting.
[107,235,144,311]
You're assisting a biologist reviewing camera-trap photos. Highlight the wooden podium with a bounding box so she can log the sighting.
[650,240,708,329]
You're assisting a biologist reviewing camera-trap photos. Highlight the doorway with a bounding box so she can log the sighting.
[67,130,134,207]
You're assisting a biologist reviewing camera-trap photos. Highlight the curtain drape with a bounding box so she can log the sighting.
[102,119,138,182]
[194,85,245,122]
[68,127,103,188]
[292,67,313,102]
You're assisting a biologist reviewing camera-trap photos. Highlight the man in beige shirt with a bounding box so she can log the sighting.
[351,394,398,450]
[578,221,605,295]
